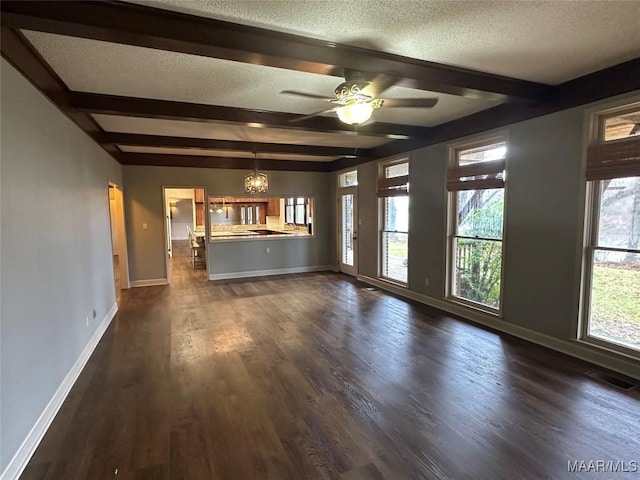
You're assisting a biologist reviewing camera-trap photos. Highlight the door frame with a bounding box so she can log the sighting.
[337,185,358,276]
[162,185,208,282]
[108,182,130,290]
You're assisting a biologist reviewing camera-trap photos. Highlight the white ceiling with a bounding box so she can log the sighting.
[128,0,640,84]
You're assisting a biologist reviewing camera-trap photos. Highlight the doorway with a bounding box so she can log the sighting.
[108,183,129,304]
[338,170,358,276]
[163,187,207,283]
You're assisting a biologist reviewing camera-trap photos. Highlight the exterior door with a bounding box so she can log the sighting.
[339,190,358,275]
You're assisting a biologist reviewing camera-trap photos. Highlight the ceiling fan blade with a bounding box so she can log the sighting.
[290,107,338,123]
[381,98,439,108]
[363,72,400,97]
[280,90,335,101]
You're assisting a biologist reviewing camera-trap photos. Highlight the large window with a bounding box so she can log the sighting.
[447,136,507,311]
[583,101,640,354]
[378,160,409,284]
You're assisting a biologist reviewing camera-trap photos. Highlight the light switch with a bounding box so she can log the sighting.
[142,223,148,230]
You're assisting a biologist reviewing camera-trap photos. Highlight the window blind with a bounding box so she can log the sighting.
[377,175,409,197]
[586,137,640,180]
[446,159,505,191]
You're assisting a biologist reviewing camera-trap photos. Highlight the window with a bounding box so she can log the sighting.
[295,197,307,225]
[378,160,409,284]
[285,198,294,224]
[339,170,358,187]
[247,205,253,224]
[447,136,507,311]
[284,197,310,225]
[583,101,640,354]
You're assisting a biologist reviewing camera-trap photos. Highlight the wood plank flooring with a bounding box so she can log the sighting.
[20,245,640,479]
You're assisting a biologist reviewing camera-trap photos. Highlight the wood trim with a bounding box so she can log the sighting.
[0,27,120,160]
[71,92,432,139]
[104,132,364,158]
[120,153,333,172]
[0,0,551,102]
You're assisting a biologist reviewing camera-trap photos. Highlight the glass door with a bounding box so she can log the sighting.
[339,190,358,275]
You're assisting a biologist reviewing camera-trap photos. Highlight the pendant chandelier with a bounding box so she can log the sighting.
[245,152,268,194]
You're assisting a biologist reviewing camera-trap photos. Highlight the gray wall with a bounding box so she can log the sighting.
[122,166,333,281]
[1,60,122,472]
[354,90,639,368]
[170,198,194,240]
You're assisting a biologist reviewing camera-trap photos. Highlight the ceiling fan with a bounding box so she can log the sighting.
[280,69,438,125]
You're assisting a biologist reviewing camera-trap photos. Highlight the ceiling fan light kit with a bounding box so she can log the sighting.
[282,69,438,126]
[336,102,375,125]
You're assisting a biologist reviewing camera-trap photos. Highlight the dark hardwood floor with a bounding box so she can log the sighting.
[20,247,640,479]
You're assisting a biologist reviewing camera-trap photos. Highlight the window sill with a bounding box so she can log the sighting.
[446,296,503,319]
[574,336,640,362]
[377,276,408,289]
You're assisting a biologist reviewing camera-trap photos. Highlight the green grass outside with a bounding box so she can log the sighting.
[591,264,640,323]
[590,263,640,348]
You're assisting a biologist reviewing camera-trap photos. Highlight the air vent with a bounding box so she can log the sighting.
[585,370,638,391]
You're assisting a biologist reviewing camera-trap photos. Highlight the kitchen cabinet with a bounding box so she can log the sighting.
[194,188,205,229]
[267,198,280,216]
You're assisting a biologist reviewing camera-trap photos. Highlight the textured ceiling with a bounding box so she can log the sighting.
[7,0,639,167]
[24,31,497,127]
[128,0,640,84]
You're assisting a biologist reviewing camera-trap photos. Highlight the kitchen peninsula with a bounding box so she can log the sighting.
[209,196,314,242]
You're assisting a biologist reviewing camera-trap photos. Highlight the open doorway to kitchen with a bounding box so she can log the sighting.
[108,183,129,305]
[163,187,207,283]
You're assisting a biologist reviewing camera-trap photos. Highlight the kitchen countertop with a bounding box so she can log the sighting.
[210,230,311,241]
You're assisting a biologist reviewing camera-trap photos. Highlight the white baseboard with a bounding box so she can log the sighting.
[130,278,168,287]
[209,265,334,281]
[357,275,640,381]
[0,303,118,480]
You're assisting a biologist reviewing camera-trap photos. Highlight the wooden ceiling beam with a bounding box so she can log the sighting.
[121,153,334,172]
[71,92,431,139]
[367,58,640,162]
[104,132,366,158]
[0,0,551,102]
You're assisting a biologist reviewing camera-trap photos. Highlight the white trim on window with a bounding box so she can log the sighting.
[580,96,640,359]
[445,131,509,315]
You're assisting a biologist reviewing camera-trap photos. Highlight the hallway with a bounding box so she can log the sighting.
[20,262,640,479]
